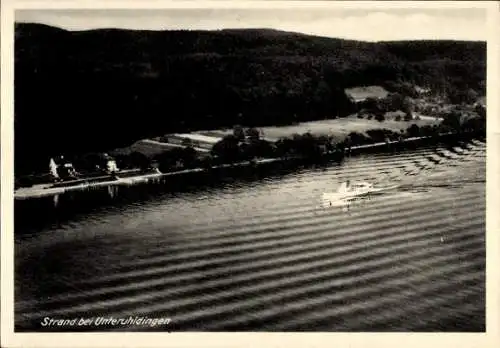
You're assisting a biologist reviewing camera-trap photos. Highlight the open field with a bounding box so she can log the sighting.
[111,139,210,158]
[108,116,441,160]
[344,85,390,102]
[198,116,440,142]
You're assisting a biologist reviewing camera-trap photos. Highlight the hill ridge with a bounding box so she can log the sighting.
[14,22,486,174]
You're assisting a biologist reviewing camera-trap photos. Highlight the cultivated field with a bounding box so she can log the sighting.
[111,139,210,158]
[111,116,440,158]
[198,116,440,142]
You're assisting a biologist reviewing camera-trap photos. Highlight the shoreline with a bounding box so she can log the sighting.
[14,158,281,200]
[14,132,483,200]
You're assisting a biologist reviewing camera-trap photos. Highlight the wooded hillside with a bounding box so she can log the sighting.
[14,23,486,174]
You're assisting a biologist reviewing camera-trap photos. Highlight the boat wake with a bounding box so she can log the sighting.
[321,181,400,210]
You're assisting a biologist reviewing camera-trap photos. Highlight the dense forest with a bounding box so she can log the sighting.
[14,23,486,174]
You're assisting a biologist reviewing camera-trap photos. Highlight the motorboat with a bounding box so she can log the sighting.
[321,180,393,209]
[337,181,374,197]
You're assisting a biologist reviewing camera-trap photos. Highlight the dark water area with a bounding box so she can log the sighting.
[15,142,486,332]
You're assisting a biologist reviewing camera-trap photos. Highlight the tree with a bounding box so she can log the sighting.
[211,134,241,162]
[419,124,438,137]
[475,104,486,119]
[366,129,388,142]
[387,92,405,111]
[375,114,385,122]
[462,116,485,135]
[347,132,369,146]
[181,138,194,147]
[113,154,132,170]
[154,150,178,172]
[275,137,295,158]
[74,152,107,173]
[154,147,198,171]
[448,87,478,105]
[441,111,463,132]
[245,127,260,142]
[233,125,245,142]
[242,139,274,159]
[363,97,379,111]
[128,151,152,170]
[401,96,413,116]
[288,132,322,159]
[407,124,420,137]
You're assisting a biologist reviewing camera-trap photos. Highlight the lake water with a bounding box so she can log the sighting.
[14,141,486,331]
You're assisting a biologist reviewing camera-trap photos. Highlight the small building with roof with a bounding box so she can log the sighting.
[344,85,390,104]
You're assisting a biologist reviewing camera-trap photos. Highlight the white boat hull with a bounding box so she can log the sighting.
[321,183,398,209]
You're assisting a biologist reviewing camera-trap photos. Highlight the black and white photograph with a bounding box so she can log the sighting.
[1,0,499,347]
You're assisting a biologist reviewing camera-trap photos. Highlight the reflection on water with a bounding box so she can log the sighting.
[15,143,486,332]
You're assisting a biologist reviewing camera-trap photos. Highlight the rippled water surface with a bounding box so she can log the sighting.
[15,141,486,331]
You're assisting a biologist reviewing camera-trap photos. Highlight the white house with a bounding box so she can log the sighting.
[49,158,59,179]
[103,153,119,173]
[106,159,119,173]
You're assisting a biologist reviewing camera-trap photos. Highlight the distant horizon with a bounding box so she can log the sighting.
[15,21,487,43]
[15,8,487,42]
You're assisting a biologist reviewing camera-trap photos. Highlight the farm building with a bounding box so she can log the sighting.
[344,85,390,103]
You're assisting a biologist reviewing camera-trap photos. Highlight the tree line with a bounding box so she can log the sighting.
[15,111,485,189]
[119,113,486,174]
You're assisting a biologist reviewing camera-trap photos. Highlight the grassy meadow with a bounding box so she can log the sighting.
[198,116,440,142]
[110,115,441,158]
